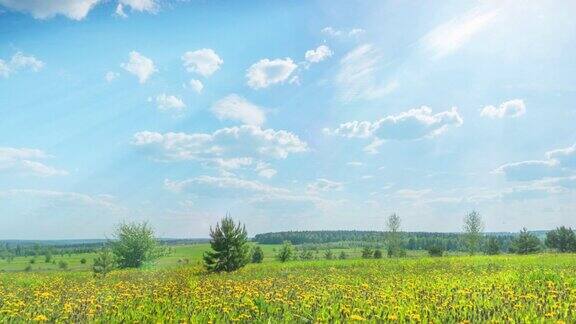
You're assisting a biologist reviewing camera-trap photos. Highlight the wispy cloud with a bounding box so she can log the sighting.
[421,6,500,59]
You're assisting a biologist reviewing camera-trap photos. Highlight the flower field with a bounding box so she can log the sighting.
[1,254,575,322]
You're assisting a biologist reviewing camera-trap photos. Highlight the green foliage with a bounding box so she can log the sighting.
[338,251,347,260]
[324,250,334,260]
[485,237,501,255]
[546,226,576,252]
[58,260,68,270]
[386,213,405,257]
[463,211,484,255]
[29,258,36,264]
[203,216,250,272]
[361,246,373,259]
[373,249,383,259]
[24,264,32,272]
[251,246,264,263]
[427,244,443,257]
[112,222,160,269]
[510,228,541,254]
[44,252,52,263]
[276,241,294,262]
[80,258,87,264]
[299,249,314,261]
[92,248,116,277]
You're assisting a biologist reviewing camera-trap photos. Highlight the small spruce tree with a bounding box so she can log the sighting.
[510,228,541,254]
[361,246,374,259]
[203,216,250,272]
[276,241,294,262]
[251,245,264,263]
[485,237,501,255]
[93,248,116,277]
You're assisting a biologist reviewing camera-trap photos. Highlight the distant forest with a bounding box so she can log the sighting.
[0,238,209,258]
[253,230,548,252]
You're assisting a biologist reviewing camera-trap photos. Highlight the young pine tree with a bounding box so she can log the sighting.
[93,248,116,277]
[204,216,250,272]
[361,246,374,259]
[251,245,264,263]
[485,237,501,255]
[510,228,541,254]
[276,241,294,262]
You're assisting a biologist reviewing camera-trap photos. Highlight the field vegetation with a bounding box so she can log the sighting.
[1,212,575,322]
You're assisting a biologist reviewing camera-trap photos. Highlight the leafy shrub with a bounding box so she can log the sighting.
[546,226,576,252]
[58,260,68,270]
[361,246,373,259]
[373,249,383,259]
[112,222,160,269]
[427,245,443,257]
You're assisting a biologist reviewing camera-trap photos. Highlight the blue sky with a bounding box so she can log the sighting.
[1,0,575,239]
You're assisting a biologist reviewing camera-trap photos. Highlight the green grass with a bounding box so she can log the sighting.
[1,253,575,322]
[0,243,464,273]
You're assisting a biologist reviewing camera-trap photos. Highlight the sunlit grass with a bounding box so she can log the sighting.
[1,253,575,322]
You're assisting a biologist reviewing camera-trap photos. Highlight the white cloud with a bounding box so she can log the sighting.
[336,44,398,102]
[118,0,157,13]
[495,160,560,181]
[0,60,9,77]
[246,58,297,89]
[546,143,576,169]
[258,168,277,179]
[0,0,101,20]
[0,52,44,78]
[0,147,67,177]
[347,161,364,167]
[151,94,186,113]
[114,3,127,17]
[211,94,266,126]
[105,71,119,82]
[325,106,463,151]
[305,45,333,63]
[396,189,432,200]
[307,178,343,193]
[421,6,500,59]
[133,125,308,162]
[188,79,203,94]
[181,49,223,77]
[496,143,576,182]
[165,176,288,197]
[480,99,526,118]
[121,51,156,83]
[321,27,365,38]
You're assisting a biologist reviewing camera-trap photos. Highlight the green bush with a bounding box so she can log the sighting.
[112,222,160,269]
